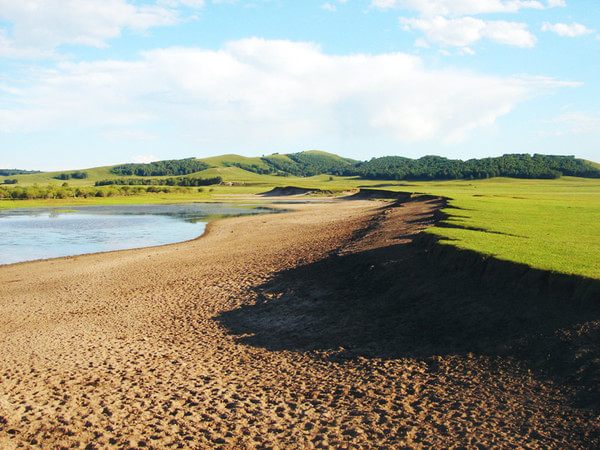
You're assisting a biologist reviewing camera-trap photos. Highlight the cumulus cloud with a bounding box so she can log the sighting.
[541,22,595,37]
[483,20,536,46]
[401,16,485,47]
[375,0,544,51]
[401,16,536,47]
[371,0,545,16]
[0,39,572,146]
[0,0,184,57]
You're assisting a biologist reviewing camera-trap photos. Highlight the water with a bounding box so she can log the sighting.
[0,203,278,265]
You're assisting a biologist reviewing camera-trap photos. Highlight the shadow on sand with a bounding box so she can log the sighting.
[218,200,600,406]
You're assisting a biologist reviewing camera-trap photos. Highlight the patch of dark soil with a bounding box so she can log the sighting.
[342,188,414,200]
[260,186,327,196]
[357,183,414,188]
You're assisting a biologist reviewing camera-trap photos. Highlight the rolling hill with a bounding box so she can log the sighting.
[2,151,600,188]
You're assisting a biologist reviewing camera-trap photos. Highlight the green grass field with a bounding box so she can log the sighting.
[406,177,600,280]
[3,158,599,280]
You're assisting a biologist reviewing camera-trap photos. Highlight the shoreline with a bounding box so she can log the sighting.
[1,198,598,448]
[0,200,295,267]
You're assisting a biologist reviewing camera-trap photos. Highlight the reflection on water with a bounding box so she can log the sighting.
[0,203,278,265]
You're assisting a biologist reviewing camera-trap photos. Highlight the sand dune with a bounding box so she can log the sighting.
[1,198,598,448]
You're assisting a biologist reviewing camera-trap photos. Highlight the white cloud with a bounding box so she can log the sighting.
[0,39,570,147]
[414,37,431,48]
[0,30,59,59]
[0,0,181,57]
[159,0,205,6]
[401,16,485,47]
[540,112,600,136]
[321,0,347,12]
[546,0,566,7]
[321,3,338,12]
[542,22,595,37]
[401,16,536,47]
[483,20,536,47]
[377,0,542,51]
[371,0,544,16]
[516,74,580,88]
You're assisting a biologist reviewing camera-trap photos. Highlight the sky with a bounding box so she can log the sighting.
[0,0,598,171]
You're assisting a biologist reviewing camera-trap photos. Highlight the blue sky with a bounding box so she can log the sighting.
[0,0,598,170]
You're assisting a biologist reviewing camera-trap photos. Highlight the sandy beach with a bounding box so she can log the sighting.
[1,197,599,448]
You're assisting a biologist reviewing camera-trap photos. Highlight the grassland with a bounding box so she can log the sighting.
[3,156,599,281]
[3,166,116,186]
[0,191,214,209]
[405,177,600,280]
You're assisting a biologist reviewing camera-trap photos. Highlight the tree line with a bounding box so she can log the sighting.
[110,158,210,177]
[350,154,600,180]
[7,153,596,187]
[0,184,197,200]
[255,153,356,177]
[230,153,600,181]
[0,169,40,176]
[54,171,88,180]
[95,176,222,187]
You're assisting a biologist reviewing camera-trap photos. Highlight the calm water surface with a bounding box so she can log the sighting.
[0,203,277,265]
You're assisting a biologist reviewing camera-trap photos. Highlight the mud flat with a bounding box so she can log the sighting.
[1,198,599,448]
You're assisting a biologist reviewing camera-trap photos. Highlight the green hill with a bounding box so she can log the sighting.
[354,154,600,180]
[109,158,210,177]
[263,151,356,176]
[3,152,600,189]
[587,160,600,170]
[200,154,272,171]
[201,152,600,180]
[1,166,117,186]
[201,150,357,177]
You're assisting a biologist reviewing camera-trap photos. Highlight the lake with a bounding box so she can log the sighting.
[0,203,278,265]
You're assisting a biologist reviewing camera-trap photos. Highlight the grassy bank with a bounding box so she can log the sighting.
[407,177,600,280]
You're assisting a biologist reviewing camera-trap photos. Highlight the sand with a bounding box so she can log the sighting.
[0,198,599,448]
